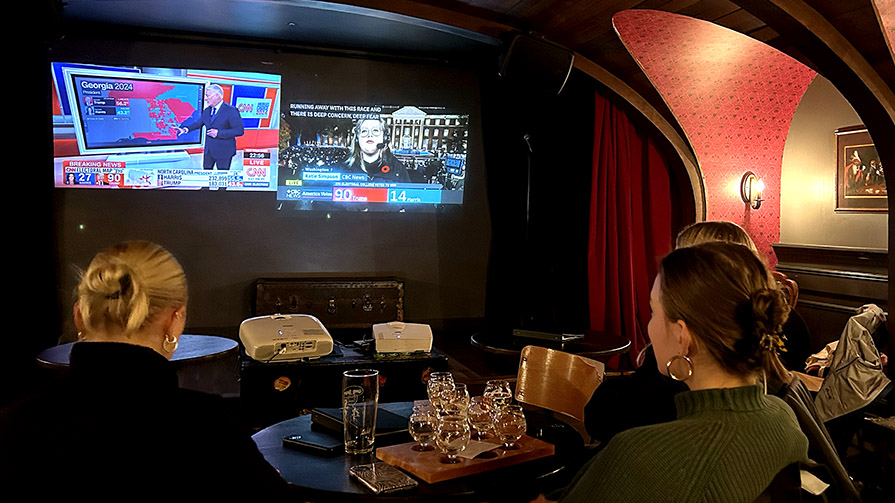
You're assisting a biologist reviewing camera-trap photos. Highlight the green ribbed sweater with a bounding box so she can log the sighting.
[561,385,809,503]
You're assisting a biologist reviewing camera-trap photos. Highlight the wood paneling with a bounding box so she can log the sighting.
[773,243,888,353]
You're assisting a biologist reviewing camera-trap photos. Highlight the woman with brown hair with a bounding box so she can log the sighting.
[563,242,808,503]
[674,220,812,371]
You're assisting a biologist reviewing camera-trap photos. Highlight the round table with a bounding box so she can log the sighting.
[252,402,588,502]
[471,330,631,359]
[36,334,240,395]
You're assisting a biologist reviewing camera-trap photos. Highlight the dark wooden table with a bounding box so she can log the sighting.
[36,335,240,395]
[252,402,590,502]
[36,334,237,367]
[240,345,450,428]
[471,330,631,359]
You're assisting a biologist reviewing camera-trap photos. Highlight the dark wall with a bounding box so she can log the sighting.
[48,33,493,349]
[482,70,596,335]
[481,67,694,337]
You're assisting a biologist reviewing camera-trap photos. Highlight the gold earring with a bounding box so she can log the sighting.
[666,354,693,381]
[163,333,179,354]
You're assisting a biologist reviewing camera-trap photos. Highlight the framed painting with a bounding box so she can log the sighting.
[835,126,887,212]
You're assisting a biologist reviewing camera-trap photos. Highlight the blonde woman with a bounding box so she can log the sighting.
[1,241,284,499]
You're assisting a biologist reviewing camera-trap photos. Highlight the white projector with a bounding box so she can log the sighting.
[239,314,334,362]
[372,321,433,353]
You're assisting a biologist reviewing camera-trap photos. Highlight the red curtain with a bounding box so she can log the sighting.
[588,92,673,369]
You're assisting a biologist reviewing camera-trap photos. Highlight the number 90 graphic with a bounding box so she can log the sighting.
[333,188,353,201]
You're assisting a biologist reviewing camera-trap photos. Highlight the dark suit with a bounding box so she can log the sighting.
[181,102,244,170]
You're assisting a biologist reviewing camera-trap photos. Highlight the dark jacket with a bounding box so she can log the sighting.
[0,342,285,499]
[181,102,244,159]
[346,148,411,183]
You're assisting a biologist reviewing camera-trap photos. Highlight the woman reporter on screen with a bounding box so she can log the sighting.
[0,241,284,499]
[345,117,411,182]
[562,242,808,503]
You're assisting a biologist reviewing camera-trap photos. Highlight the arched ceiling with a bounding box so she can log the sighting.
[52,0,895,220]
[51,2,895,123]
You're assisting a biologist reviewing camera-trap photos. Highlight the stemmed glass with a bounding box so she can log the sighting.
[408,405,436,451]
[483,379,513,412]
[443,383,469,416]
[466,396,493,440]
[494,405,526,450]
[435,414,470,464]
[427,372,454,412]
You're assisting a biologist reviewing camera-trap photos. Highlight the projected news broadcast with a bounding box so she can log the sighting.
[279,102,469,211]
[52,62,281,190]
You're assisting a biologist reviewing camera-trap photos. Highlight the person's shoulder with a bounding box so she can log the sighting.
[761,392,800,421]
[565,418,729,503]
[759,392,809,445]
[604,415,729,462]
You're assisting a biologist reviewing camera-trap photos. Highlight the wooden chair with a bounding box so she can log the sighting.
[772,270,799,308]
[515,345,605,443]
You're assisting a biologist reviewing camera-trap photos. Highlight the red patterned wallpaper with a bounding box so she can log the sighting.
[874,0,895,63]
[613,9,817,267]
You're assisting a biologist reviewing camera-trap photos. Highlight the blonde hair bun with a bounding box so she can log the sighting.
[77,241,187,336]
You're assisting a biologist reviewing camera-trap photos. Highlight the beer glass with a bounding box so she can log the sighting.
[408,405,436,452]
[342,369,379,454]
[495,404,526,450]
[483,379,513,411]
[435,414,470,464]
[467,396,493,440]
[426,372,454,413]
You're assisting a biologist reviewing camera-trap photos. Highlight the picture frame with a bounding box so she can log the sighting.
[835,126,887,212]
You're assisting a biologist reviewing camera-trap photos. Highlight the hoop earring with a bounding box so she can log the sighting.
[77,332,85,342]
[666,354,694,381]
[163,333,179,354]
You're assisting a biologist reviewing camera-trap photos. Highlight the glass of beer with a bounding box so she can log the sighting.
[408,405,436,452]
[494,405,526,450]
[483,379,513,412]
[467,396,493,440]
[435,414,470,464]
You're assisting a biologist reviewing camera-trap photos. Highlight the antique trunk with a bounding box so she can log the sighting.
[252,277,404,331]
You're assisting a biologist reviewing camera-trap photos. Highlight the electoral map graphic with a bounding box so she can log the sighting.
[71,75,204,149]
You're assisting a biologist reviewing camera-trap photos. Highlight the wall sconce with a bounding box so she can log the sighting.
[740,171,764,209]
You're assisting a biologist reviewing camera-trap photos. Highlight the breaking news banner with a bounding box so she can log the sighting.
[52,62,281,192]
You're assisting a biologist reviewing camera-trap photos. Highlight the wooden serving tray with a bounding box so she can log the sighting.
[376,435,554,484]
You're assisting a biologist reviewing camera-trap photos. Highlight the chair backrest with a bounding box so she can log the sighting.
[515,345,605,423]
[753,460,839,503]
[772,271,799,308]
[771,374,862,503]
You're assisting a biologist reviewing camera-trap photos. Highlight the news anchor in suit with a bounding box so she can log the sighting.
[177,84,244,170]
